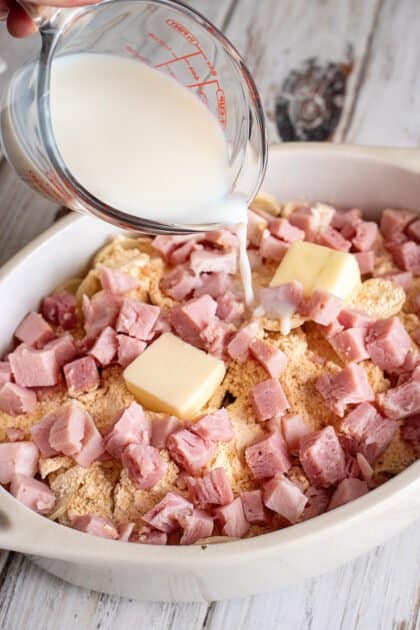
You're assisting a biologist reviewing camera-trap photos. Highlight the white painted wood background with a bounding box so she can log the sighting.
[0,1,419,628]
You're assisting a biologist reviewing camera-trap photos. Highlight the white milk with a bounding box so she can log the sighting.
[49,53,253,302]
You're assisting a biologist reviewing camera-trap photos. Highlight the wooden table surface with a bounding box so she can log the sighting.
[0,1,419,628]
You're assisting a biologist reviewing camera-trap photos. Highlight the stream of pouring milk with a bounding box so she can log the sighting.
[50,54,254,303]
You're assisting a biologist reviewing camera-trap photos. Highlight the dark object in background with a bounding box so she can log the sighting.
[275,58,351,142]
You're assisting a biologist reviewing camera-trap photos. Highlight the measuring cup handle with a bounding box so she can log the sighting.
[17,1,60,28]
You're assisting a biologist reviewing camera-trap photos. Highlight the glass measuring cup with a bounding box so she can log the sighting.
[1,0,267,234]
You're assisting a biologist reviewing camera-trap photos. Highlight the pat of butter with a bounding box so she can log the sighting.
[270,240,361,299]
[123,332,226,419]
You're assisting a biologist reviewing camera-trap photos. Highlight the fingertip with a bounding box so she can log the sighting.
[7,3,36,37]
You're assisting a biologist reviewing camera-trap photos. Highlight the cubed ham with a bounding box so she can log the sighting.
[249,338,288,378]
[191,409,234,442]
[259,233,289,262]
[138,528,168,545]
[200,320,235,359]
[170,295,218,348]
[378,271,413,290]
[31,411,59,457]
[122,443,166,490]
[116,334,146,368]
[63,356,99,396]
[42,292,78,330]
[240,489,266,523]
[245,432,291,479]
[151,415,181,449]
[194,272,233,299]
[247,209,268,246]
[44,334,77,367]
[352,221,378,252]
[304,290,343,326]
[73,411,104,467]
[0,383,36,416]
[0,362,12,387]
[259,282,304,321]
[214,497,249,537]
[216,293,244,325]
[299,426,346,488]
[118,522,135,542]
[329,328,369,363]
[14,312,54,348]
[380,208,417,240]
[338,308,371,329]
[72,514,119,539]
[366,317,411,371]
[186,467,234,507]
[10,474,55,515]
[152,234,200,260]
[202,230,238,250]
[82,291,121,338]
[168,240,202,266]
[142,492,194,532]
[190,249,237,276]
[0,441,39,484]
[227,322,260,363]
[340,402,398,462]
[355,251,375,275]
[6,427,25,442]
[328,478,368,511]
[250,378,290,421]
[318,227,351,252]
[356,452,374,481]
[281,414,310,450]
[406,218,420,242]
[48,402,86,456]
[289,208,318,240]
[89,326,118,367]
[263,475,308,523]
[269,218,304,242]
[100,266,138,294]
[378,378,420,420]
[316,364,374,417]
[116,298,160,341]
[301,486,331,520]
[331,208,362,231]
[179,508,214,544]
[391,240,420,273]
[161,266,198,301]
[401,415,420,453]
[104,402,151,458]
[167,429,216,474]
[9,344,59,388]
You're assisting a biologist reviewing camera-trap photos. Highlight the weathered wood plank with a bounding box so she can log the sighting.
[344,0,420,147]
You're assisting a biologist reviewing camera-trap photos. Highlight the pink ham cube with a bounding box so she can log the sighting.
[249,378,290,422]
[14,312,54,348]
[249,339,288,378]
[0,383,36,416]
[378,271,413,290]
[167,429,216,474]
[138,528,168,545]
[0,362,12,387]
[48,402,86,457]
[9,344,59,388]
[99,266,138,294]
[299,426,346,488]
[105,401,151,458]
[263,475,308,523]
[407,218,420,242]
[194,271,233,299]
[42,292,78,330]
[72,514,119,539]
[380,208,416,240]
[259,282,304,320]
[378,377,420,420]
[216,293,244,325]
[179,509,214,545]
[31,411,60,457]
[0,441,39,484]
[142,492,194,533]
[89,326,118,366]
[281,414,311,450]
[338,308,371,329]
[118,522,135,542]
[121,443,166,490]
[304,290,343,326]
[63,356,100,396]
[116,334,146,368]
[189,249,237,276]
[247,209,268,246]
[240,489,266,523]
[391,240,420,274]
[352,221,378,252]
[269,218,304,242]
[150,416,181,449]
[318,227,351,252]
[186,467,234,507]
[73,411,104,467]
[161,266,198,301]
[168,239,202,266]
[328,478,368,511]
[259,234,289,262]
[401,415,420,453]
[316,364,374,417]
[152,234,200,261]
[200,319,235,359]
[366,317,411,371]
[214,497,249,538]
[116,298,160,340]
[245,431,291,479]
[44,334,77,367]
[82,291,121,339]
[10,474,55,515]
[227,322,260,363]
[340,402,398,462]
[191,409,234,443]
[170,295,218,348]
[329,328,369,363]
[355,251,375,275]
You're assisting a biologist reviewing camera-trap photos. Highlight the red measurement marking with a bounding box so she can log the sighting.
[155,50,201,68]
[124,44,148,63]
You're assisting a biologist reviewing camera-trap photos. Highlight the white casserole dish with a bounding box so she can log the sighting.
[0,143,419,602]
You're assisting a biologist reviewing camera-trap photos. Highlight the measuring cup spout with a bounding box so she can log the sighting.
[17,1,60,28]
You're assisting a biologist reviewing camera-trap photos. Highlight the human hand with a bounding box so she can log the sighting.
[1,0,97,37]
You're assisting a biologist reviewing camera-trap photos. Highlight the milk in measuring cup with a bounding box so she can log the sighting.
[49,53,253,302]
